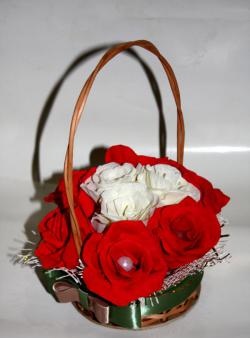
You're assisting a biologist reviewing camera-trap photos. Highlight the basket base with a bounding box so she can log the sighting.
[72,285,201,329]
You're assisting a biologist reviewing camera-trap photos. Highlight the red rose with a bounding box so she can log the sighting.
[45,168,96,217]
[35,207,93,269]
[105,145,229,214]
[81,221,168,306]
[173,166,230,214]
[105,144,161,166]
[147,197,221,269]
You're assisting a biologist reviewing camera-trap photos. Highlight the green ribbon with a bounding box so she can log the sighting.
[38,268,203,329]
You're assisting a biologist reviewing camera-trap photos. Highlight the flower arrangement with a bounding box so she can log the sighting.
[25,40,230,329]
[34,145,229,311]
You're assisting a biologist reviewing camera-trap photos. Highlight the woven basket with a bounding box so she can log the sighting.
[41,40,203,329]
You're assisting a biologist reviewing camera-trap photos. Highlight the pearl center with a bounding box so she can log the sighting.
[117,256,134,272]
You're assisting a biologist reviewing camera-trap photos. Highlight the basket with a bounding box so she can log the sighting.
[33,40,230,330]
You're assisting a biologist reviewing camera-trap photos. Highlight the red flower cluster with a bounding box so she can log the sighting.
[35,169,95,269]
[35,145,229,306]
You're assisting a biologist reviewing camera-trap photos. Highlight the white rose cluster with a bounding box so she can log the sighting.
[81,162,200,232]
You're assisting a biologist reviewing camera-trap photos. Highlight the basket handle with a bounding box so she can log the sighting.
[64,40,185,255]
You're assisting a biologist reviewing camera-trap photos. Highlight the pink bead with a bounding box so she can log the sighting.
[117,256,134,272]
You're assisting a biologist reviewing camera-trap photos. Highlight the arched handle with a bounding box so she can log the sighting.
[64,40,185,255]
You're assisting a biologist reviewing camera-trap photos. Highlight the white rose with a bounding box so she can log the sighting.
[137,164,200,206]
[100,182,158,222]
[91,213,110,233]
[81,162,137,201]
